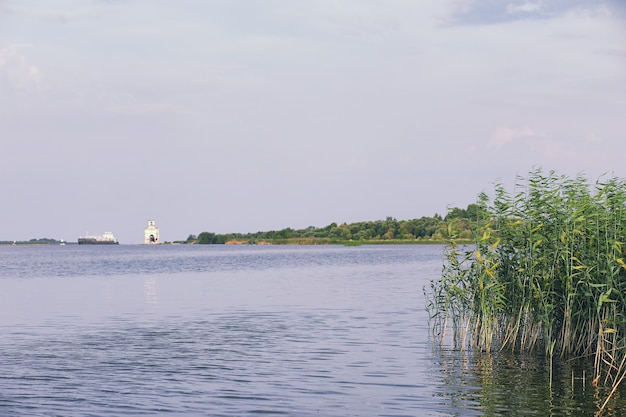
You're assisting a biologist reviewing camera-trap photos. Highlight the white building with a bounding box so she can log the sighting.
[144,220,160,244]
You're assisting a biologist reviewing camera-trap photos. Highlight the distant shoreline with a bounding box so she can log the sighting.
[0,241,70,246]
[185,238,473,246]
[1,239,473,246]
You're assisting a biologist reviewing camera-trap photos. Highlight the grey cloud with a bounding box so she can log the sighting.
[446,0,619,25]
[1,2,105,24]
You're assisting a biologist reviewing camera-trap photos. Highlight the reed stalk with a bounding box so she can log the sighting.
[426,169,626,414]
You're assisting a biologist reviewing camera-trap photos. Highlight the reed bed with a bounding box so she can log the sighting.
[427,169,626,413]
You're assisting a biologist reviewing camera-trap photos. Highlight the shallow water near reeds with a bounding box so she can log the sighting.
[0,244,623,416]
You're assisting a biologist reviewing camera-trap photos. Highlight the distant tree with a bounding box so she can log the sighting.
[329,224,342,238]
[189,209,477,244]
[29,237,58,244]
[197,232,220,244]
[398,221,414,239]
[339,223,352,240]
[274,228,293,239]
[466,203,487,222]
[445,207,467,221]
[447,217,472,239]
[445,204,487,222]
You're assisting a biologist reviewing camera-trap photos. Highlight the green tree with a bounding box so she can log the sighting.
[197,232,220,244]
[444,207,467,221]
[274,228,293,239]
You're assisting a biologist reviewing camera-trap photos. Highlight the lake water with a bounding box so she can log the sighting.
[0,244,624,416]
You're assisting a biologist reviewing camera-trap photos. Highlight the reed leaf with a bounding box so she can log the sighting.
[427,169,626,412]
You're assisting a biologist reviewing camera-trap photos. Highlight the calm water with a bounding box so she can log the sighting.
[0,244,623,416]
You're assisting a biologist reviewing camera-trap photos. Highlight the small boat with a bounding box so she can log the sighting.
[78,232,119,245]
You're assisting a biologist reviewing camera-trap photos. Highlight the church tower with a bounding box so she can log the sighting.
[144,220,160,244]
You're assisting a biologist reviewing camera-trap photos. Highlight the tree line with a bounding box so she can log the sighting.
[182,204,483,244]
[0,238,64,245]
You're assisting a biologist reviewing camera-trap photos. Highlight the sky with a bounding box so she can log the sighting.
[1,0,625,243]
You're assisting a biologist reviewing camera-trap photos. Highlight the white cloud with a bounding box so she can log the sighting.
[489,126,542,149]
[507,2,542,14]
[586,132,602,142]
[488,126,584,161]
[0,45,41,90]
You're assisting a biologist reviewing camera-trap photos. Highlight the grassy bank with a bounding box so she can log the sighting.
[426,169,626,414]
[222,238,466,246]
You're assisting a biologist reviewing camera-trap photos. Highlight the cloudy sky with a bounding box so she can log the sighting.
[1,0,625,243]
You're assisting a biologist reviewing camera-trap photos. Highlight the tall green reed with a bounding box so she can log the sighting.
[426,169,626,411]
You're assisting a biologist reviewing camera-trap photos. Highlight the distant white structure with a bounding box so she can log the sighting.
[144,220,160,244]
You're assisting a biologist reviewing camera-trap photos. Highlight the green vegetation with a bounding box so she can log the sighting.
[0,238,65,245]
[181,210,484,245]
[426,169,626,414]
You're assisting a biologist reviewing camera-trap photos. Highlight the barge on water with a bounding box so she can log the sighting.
[78,232,119,245]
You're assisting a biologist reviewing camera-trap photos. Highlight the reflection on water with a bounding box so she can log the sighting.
[0,244,624,416]
[143,276,158,305]
[431,341,626,416]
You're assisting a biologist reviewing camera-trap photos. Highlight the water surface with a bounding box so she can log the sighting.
[0,245,623,416]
